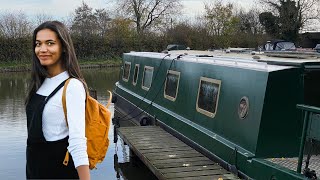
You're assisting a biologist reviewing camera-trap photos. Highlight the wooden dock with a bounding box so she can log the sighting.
[117,126,240,180]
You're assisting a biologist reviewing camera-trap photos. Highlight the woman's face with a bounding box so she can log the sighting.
[35,28,63,73]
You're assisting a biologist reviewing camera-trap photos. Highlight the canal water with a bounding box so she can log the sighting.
[0,68,157,180]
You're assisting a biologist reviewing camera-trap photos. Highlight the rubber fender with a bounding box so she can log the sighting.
[112,94,117,103]
[140,116,152,126]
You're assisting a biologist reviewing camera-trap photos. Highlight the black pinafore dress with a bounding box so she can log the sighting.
[26,80,79,179]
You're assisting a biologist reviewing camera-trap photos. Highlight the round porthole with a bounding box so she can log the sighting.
[238,96,249,119]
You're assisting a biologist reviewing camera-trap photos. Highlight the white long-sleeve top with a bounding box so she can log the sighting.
[36,71,89,168]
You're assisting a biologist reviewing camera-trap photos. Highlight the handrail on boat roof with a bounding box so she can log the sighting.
[296,104,320,174]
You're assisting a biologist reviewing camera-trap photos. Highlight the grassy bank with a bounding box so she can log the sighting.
[0,58,122,73]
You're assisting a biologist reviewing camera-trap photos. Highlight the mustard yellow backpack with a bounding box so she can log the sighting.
[61,78,112,169]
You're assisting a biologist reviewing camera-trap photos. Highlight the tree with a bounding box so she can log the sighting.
[71,2,97,35]
[113,0,182,35]
[237,9,263,35]
[260,0,320,41]
[105,18,136,55]
[262,0,320,24]
[259,12,279,37]
[94,9,111,37]
[70,2,113,59]
[0,11,32,62]
[33,13,53,27]
[0,11,32,38]
[278,0,302,41]
[165,20,212,50]
[166,22,193,47]
[204,1,235,36]
[203,0,240,48]
[295,0,319,25]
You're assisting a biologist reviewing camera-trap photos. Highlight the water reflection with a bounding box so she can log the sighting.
[0,68,157,180]
[113,139,157,180]
[0,72,29,179]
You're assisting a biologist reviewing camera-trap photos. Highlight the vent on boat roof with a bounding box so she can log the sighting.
[196,55,214,57]
[264,51,320,59]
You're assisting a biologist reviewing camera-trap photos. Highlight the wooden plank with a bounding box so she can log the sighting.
[139,146,195,153]
[134,144,189,150]
[152,156,211,164]
[160,164,223,174]
[163,169,230,179]
[117,126,240,180]
[155,159,215,169]
[145,151,203,161]
[172,174,238,180]
[129,136,183,143]
[134,141,189,148]
[128,138,185,146]
[125,131,172,137]
[128,136,176,142]
[144,149,201,157]
[123,130,166,134]
[120,127,163,133]
[119,126,159,130]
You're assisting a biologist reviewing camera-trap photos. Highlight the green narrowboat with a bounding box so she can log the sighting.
[113,50,320,179]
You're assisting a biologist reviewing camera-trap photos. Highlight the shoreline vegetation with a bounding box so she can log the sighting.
[1,1,318,74]
[0,58,122,73]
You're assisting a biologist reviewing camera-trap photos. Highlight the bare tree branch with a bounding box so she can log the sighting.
[0,11,32,38]
[114,0,182,34]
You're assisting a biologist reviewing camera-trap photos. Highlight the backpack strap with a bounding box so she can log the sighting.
[44,79,68,104]
[62,78,72,127]
[61,78,72,166]
[62,78,88,126]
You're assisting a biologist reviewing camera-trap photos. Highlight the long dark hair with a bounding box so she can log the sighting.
[26,21,86,105]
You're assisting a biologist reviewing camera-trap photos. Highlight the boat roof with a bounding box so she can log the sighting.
[125,50,320,72]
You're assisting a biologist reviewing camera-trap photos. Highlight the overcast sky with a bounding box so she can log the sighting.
[0,0,256,19]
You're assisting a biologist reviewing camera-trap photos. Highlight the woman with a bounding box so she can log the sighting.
[25,21,90,179]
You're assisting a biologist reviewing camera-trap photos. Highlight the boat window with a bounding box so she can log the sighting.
[164,70,180,101]
[196,77,221,118]
[142,66,154,91]
[122,61,131,82]
[132,64,140,86]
